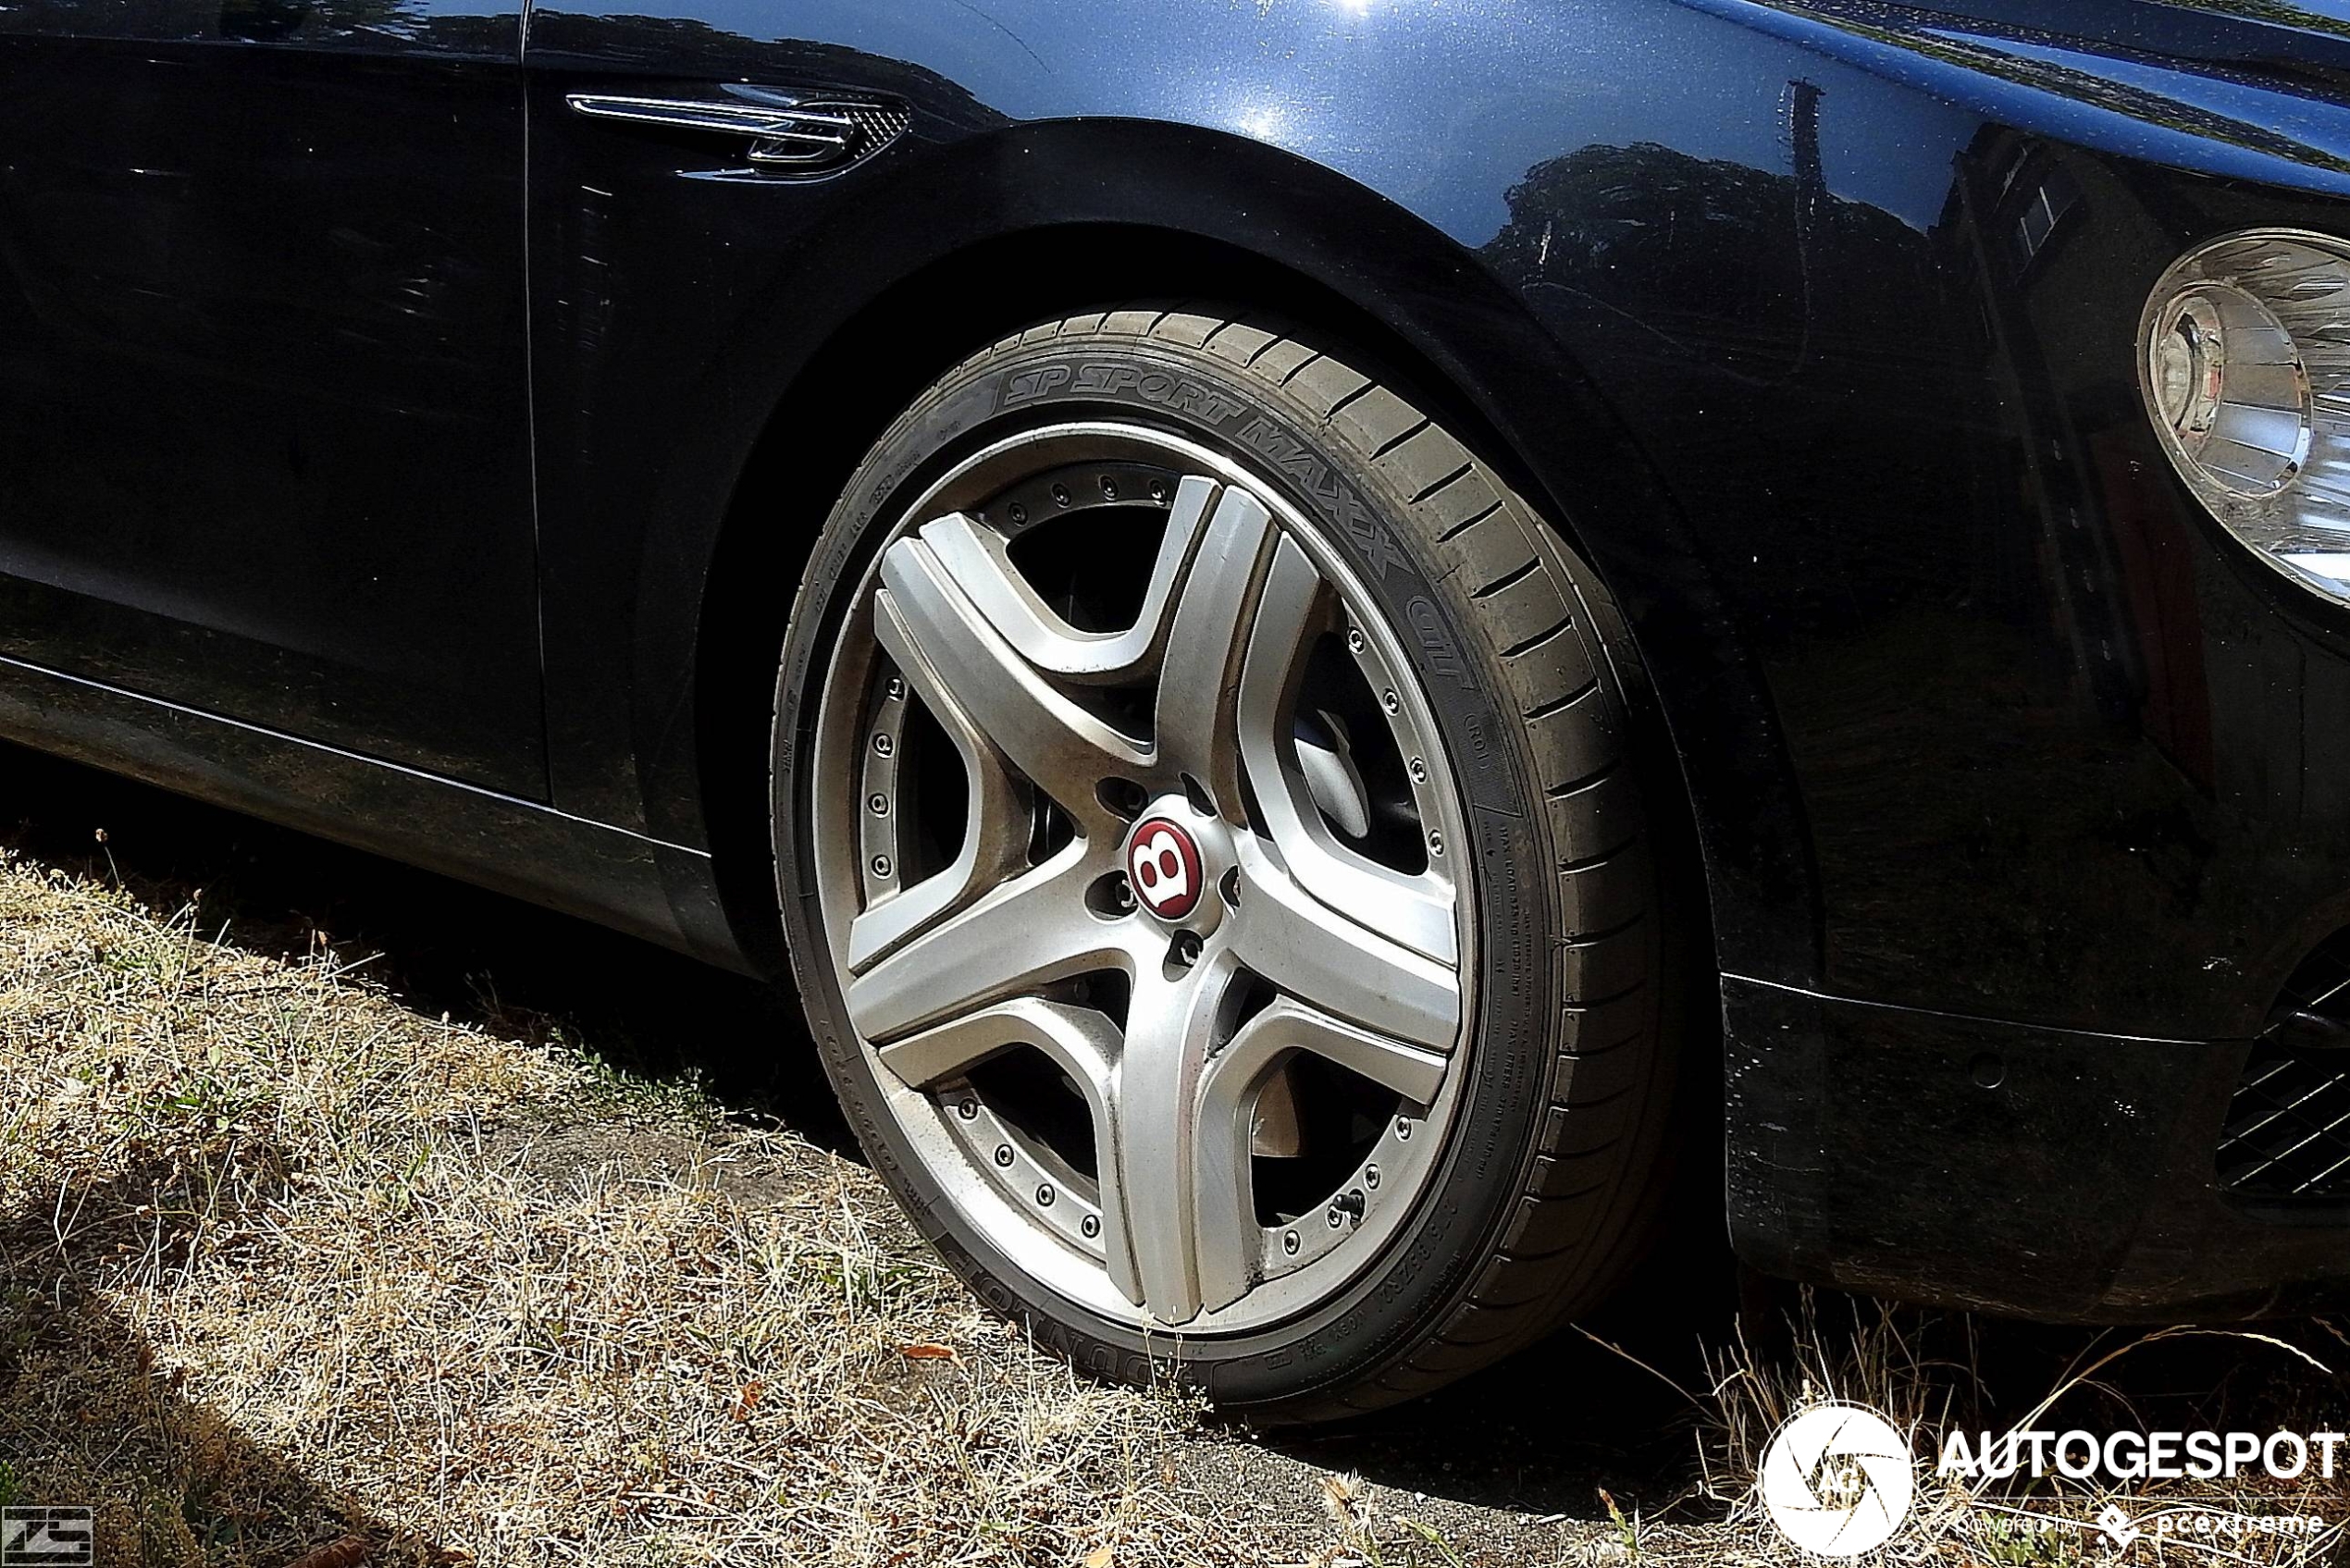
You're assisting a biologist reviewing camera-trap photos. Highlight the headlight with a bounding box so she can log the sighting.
[2138,228,2350,607]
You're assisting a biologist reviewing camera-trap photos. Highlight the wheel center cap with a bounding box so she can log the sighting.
[1126,814,1206,922]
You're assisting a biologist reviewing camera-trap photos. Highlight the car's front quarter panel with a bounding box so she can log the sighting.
[521,0,2350,1314]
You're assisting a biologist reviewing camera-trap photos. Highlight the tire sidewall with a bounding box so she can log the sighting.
[774,333,1561,1413]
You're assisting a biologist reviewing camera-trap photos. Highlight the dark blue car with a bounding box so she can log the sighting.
[1,0,2344,1421]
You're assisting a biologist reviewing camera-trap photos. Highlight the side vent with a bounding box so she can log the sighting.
[2216,929,2350,1202]
[566,84,911,178]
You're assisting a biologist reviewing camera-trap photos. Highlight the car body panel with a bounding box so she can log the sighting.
[0,0,546,795]
[526,0,2350,1038]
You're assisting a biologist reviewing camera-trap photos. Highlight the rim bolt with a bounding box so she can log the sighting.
[868,793,889,816]
[1051,483,1071,507]
[871,855,893,878]
[1035,1183,1055,1207]
[1008,502,1027,525]
[957,1099,978,1120]
[872,733,894,757]
[884,675,905,701]
[1347,628,1366,654]
[1282,1230,1301,1255]
[1366,1165,1381,1190]
[994,1144,1014,1167]
[1427,831,1444,858]
[1082,1214,1101,1239]
[1395,1117,1413,1141]
[1100,475,1119,500]
[1327,1205,1344,1229]
[1408,757,1427,783]
[1171,930,1204,968]
[1381,688,1401,715]
[1149,479,1169,501]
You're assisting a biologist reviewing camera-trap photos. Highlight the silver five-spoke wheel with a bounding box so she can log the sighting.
[811,424,1474,1330]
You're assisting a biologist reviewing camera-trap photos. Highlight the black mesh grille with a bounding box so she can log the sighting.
[2217,931,2350,1202]
[2217,1045,2350,1199]
[840,103,913,154]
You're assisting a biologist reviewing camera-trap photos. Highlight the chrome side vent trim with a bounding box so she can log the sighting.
[566,85,910,176]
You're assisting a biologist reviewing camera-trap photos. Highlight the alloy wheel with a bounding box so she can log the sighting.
[810,422,1476,1331]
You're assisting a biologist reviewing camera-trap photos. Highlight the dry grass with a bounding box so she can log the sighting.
[0,854,1249,1566]
[1,833,2344,1568]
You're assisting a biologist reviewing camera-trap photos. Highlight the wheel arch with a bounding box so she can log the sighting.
[683,117,1807,1006]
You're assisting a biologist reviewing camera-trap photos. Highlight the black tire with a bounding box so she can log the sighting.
[773,305,1682,1421]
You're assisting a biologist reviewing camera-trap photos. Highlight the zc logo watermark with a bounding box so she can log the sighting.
[1,1508,93,1568]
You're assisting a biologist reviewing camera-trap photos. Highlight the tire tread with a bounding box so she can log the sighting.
[1138,307,1676,1421]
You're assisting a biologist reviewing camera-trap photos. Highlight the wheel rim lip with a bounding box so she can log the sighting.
[808,417,1479,1336]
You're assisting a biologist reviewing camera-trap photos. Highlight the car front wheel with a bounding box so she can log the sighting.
[773,306,1681,1420]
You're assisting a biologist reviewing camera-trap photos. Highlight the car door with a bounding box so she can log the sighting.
[0,0,544,797]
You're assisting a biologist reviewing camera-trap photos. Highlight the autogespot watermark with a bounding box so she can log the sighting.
[1756,1403,2349,1559]
[1938,1426,2350,1483]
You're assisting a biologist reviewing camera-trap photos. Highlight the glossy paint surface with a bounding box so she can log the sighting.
[0,0,544,794]
[4,0,2349,1311]
[520,0,2350,1044]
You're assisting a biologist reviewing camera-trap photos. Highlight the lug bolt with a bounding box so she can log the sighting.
[958,1099,979,1120]
[1381,688,1401,714]
[868,793,889,816]
[1408,757,1427,783]
[1036,1183,1055,1207]
[1219,867,1241,907]
[1171,930,1204,967]
[994,1144,1014,1167]
[872,855,892,878]
[1282,1230,1301,1255]
[872,733,894,757]
[1082,1214,1101,1239]
[1365,1165,1381,1191]
[1347,628,1366,654]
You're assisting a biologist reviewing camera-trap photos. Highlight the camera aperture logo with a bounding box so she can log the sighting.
[1759,1403,1917,1557]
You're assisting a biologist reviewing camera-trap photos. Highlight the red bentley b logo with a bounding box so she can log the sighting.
[1127,817,1203,920]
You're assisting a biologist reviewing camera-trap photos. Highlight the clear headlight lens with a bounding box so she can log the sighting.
[2139,228,2350,606]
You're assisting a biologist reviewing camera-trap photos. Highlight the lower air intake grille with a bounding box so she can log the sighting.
[2217,1044,2350,1199]
[2217,931,2350,1202]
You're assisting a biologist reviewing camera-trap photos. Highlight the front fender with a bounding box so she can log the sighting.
[529,0,2350,1050]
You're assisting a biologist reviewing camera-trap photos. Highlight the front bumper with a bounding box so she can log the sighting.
[1724,975,2350,1319]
